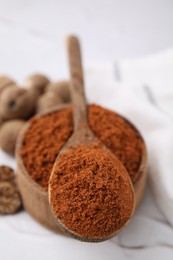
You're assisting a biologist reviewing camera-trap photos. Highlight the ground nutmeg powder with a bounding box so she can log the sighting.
[20,104,143,191]
[50,144,134,239]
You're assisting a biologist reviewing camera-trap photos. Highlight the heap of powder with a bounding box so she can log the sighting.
[50,145,134,239]
[89,105,142,183]
[20,104,143,190]
[21,108,73,189]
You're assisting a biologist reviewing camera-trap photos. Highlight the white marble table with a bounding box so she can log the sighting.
[0,1,173,259]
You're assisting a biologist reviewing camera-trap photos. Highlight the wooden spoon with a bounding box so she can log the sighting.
[48,35,135,242]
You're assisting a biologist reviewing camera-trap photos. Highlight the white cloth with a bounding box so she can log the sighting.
[88,71,173,228]
[1,50,173,259]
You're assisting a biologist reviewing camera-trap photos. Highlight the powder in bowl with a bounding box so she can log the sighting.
[20,104,143,190]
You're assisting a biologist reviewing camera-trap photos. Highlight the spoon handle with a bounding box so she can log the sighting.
[66,35,88,131]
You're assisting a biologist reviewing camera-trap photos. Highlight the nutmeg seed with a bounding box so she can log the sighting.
[46,80,70,103]
[0,182,22,214]
[24,74,50,95]
[0,120,25,156]
[0,115,6,128]
[36,91,63,113]
[0,166,15,182]
[0,75,16,94]
[0,87,37,120]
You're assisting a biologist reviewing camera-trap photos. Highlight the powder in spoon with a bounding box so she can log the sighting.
[20,104,143,190]
[50,144,134,239]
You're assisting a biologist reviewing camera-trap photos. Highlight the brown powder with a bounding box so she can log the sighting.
[21,107,73,190]
[20,104,143,190]
[89,105,142,183]
[50,145,134,239]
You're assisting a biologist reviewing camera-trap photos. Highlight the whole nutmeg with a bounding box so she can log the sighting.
[0,166,22,214]
[36,91,63,113]
[0,76,16,94]
[46,80,70,103]
[24,74,50,95]
[0,120,25,156]
[0,182,22,214]
[0,115,6,128]
[0,87,37,119]
[0,166,15,182]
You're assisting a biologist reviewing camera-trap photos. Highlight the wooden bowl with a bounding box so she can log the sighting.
[16,105,147,233]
